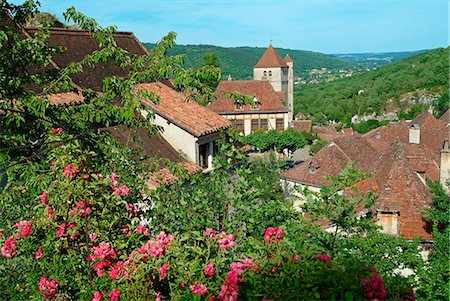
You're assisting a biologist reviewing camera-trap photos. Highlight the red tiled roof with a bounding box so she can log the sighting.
[412,111,445,128]
[283,134,379,186]
[371,139,433,240]
[47,92,84,106]
[147,162,203,189]
[333,135,379,171]
[211,80,287,114]
[292,120,312,133]
[312,126,356,142]
[100,124,203,189]
[254,45,287,68]
[25,28,148,91]
[284,54,293,63]
[137,82,231,137]
[282,141,352,187]
[439,109,450,125]
[363,121,448,158]
[102,124,183,164]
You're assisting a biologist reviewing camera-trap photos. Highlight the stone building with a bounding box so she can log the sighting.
[209,45,294,134]
[253,45,294,122]
[282,112,449,240]
[137,82,231,169]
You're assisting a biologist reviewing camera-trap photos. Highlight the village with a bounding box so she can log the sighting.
[0,2,448,301]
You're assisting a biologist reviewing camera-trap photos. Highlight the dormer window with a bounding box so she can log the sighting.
[308,164,317,174]
[250,97,259,110]
[235,102,243,110]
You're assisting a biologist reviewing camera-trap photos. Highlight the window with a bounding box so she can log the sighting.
[260,119,268,130]
[234,119,244,132]
[251,119,259,132]
[376,210,399,235]
[276,118,284,130]
[234,103,243,110]
[199,143,209,168]
[250,100,259,110]
[268,71,272,77]
[263,71,267,77]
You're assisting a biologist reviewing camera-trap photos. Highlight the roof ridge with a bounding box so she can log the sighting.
[25,27,135,36]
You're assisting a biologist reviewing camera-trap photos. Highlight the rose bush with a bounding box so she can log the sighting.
[0,2,428,300]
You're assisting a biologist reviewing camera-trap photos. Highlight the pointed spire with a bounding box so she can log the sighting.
[254,45,287,68]
[284,54,293,63]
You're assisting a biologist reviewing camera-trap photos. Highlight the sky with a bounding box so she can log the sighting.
[12,0,449,54]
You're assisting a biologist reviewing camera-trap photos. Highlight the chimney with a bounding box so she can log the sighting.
[409,124,420,144]
[227,74,232,81]
[440,140,450,191]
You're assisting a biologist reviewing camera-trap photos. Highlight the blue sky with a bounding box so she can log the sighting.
[14,0,449,53]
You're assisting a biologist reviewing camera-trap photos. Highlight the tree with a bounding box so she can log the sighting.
[432,90,449,118]
[0,2,423,300]
[416,180,450,300]
[301,165,378,254]
[201,52,220,68]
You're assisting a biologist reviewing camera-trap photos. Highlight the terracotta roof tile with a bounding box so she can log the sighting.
[292,120,312,133]
[371,139,433,240]
[286,119,444,240]
[47,92,84,106]
[254,45,287,68]
[363,121,449,158]
[211,80,287,114]
[333,135,379,170]
[99,125,203,189]
[412,111,445,128]
[284,54,293,63]
[101,124,183,164]
[439,109,450,125]
[25,27,148,91]
[312,126,356,142]
[282,141,352,187]
[137,82,231,137]
[147,162,203,189]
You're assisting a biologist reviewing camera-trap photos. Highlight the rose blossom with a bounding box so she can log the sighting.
[36,248,44,260]
[159,263,169,280]
[92,291,103,301]
[316,254,331,263]
[190,282,209,296]
[218,231,235,249]
[14,220,33,238]
[56,224,66,237]
[108,289,120,301]
[39,276,60,300]
[114,185,130,196]
[205,228,216,238]
[1,236,16,258]
[136,224,148,236]
[63,164,80,178]
[264,227,284,244]
[52,128,63,134]
[204,262,215,276]
[40,191,48,205]
[361,267,387,300]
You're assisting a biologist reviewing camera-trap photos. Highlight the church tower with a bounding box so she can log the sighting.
[253,45,294,122]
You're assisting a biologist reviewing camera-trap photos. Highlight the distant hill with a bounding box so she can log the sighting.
[332,50,429,68]
[143,43,354,79]
[295,47,449,122]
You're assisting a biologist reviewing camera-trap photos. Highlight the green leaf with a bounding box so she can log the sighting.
[344,291,353,301]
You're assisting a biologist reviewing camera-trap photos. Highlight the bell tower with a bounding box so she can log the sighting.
[253,45,294,122]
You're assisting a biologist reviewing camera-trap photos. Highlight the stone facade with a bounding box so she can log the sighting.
[253,46,294,123]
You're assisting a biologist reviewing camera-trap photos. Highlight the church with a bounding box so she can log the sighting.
[209,45,294,135]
